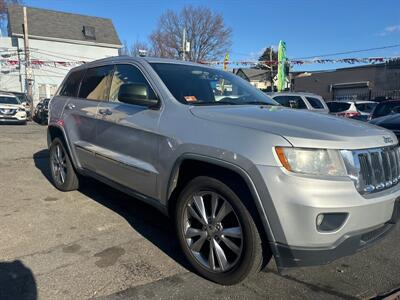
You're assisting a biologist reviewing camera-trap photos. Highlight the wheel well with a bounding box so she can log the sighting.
[167,159,270,245]
[48,126,66,145]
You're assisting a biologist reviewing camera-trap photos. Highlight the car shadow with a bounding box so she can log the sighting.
[33,149,191,271]
[0,260,37,300]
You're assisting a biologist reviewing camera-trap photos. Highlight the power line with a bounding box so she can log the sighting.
[292,44,400,60]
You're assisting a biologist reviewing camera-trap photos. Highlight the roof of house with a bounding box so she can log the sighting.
[7,5,121,46]
[235,68,269,81]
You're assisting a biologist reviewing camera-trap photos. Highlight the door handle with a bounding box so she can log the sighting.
[65,103,75,110]
[98,108,112,116]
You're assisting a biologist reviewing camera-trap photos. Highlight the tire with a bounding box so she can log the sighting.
[175,176,264,285]
[49,137,79,191]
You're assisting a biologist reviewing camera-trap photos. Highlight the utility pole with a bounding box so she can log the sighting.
[182,28,186,61]
[269,46,273,92]
[23,6,33,119]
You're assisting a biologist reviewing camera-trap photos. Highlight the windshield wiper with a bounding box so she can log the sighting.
[191,101,239,106]
[239,101,276,106]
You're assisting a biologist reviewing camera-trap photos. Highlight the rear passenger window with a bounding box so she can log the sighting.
[305,97,324,109]
[59,70,85,97]
[109,64,156,103]
[273,96,307,109]
[78,65,114,101]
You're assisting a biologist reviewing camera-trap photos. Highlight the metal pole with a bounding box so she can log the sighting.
[269,46,273,91]
[182,28,186,61]
[23,6,33,119]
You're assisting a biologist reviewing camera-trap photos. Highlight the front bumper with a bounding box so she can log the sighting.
[275,199,399,268]
[0,111,27,122]
[255,165,400,268]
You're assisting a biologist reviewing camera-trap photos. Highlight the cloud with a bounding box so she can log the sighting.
[379,25,400,36]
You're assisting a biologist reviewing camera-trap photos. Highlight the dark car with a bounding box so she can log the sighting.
[370,114,400,138]
[369,100,400,120]
[33,98,50,125]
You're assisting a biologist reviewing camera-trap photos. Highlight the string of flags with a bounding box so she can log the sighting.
[200,56,397,67]
[0,59,86,67]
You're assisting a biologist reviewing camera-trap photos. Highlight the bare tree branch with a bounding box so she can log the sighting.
[149,5,232,61]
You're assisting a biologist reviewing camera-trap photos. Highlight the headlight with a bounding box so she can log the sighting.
[275,147,347,176]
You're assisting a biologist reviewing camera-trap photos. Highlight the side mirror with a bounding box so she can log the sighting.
[118,83,158,108]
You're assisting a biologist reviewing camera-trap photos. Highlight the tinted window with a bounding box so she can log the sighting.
[60,70,85,97]
[355,102,377,113]
[306,96,324,109]
[273,95,307,109]
[326,102,351,113]
[150,63,277,106]
[109,64,156,102]
[373,102,400,118]
[78,65,114,101]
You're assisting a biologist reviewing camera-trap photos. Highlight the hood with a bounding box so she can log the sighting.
[370,114,400,130]
[190,105,397,149]
[0,103,22,109]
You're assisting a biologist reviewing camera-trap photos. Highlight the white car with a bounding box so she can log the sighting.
[269,92,329,114]
[0,93,27,124]
[327,100,377,120]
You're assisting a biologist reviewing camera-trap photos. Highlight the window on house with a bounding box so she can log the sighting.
[83,26,96,40]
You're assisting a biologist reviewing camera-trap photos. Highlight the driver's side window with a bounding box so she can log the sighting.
[109,64,156,103]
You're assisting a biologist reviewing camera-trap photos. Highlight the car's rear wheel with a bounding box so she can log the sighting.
[175,176,264,285]
[49,138,79,191]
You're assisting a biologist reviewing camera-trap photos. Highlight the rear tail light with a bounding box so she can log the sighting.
[337,111,361,118]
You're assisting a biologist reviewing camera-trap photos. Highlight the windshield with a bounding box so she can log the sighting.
[150,63,278,106]
[373,102,400,118]
[0,96,19,105]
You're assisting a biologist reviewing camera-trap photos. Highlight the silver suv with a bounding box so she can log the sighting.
[48,57,400,285]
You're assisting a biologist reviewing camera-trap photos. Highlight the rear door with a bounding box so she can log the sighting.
[95,63,161,198]
[61,65,113,171]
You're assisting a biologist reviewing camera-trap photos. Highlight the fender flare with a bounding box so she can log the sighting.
[166,153,278,246]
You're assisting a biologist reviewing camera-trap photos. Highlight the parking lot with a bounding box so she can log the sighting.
[1,123,400,299]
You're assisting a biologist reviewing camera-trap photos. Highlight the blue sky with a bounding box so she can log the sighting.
[25,0,400,71]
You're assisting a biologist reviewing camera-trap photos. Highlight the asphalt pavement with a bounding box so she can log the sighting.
[0,123,399,299]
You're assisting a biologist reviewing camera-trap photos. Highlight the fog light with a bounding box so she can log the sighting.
[316,213,348,232]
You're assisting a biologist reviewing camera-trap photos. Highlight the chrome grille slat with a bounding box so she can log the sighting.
[352,146,400,194]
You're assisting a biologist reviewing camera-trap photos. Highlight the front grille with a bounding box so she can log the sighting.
[0,108,17,116]
[354,146,400,194]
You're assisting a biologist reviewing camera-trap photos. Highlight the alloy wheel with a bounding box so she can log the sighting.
[51,144,67,185]
[183,191,243,272]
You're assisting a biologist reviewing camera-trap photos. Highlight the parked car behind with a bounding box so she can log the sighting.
[269,92,329,114]
[369,100,400,121]
[370,114,400,139]
[327,100,377,120]
[33,98,50,125]
[0,92,27,124]
[48,57,400,285]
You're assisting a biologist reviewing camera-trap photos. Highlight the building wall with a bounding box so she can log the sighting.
[0,36,119,105]
[293,64,400,101]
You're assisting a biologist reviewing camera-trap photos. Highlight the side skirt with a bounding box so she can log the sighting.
[78,168,168,216]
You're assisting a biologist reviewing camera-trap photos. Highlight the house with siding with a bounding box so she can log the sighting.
[0,5,121,104]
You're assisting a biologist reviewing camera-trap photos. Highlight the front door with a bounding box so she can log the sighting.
[95,64,161,198]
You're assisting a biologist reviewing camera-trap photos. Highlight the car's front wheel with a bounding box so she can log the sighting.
[175,176,264,285]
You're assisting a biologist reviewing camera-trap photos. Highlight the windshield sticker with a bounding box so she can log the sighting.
[185,96,197,102]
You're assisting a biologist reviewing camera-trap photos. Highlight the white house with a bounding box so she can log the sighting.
[0,5,121,105]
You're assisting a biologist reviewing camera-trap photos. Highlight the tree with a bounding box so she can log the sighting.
[258,46,278,62]
[0,0,22,35]
[149,5,232,61]
[119,40,152,57]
